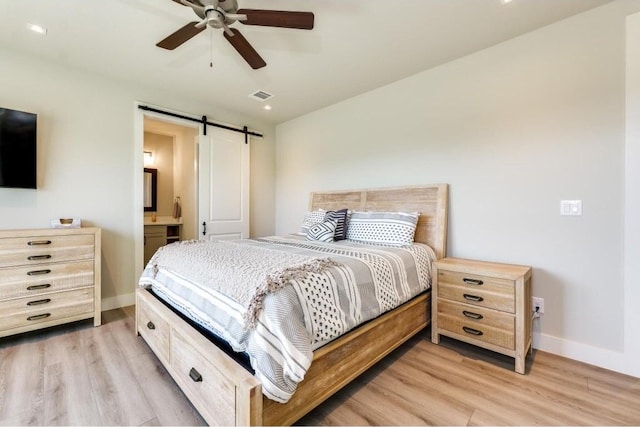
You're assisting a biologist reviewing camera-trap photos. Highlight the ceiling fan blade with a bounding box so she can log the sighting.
[156,22,206,50]
[236,9,314,30]
[223,28,266,69]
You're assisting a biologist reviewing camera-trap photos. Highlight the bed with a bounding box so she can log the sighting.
[135,184,448,426]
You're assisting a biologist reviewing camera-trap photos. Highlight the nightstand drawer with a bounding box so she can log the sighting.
[438,312,515,350]
[438,280,514,313]
[437,299,514,331]
[437,269,514,294]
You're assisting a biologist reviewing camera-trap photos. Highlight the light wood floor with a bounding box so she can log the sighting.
[1,307,638,426]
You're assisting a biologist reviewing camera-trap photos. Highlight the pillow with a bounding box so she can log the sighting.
[300,210,327,235]
[306,220,337,242]
[324,208,349,241]
[346,211,420,245]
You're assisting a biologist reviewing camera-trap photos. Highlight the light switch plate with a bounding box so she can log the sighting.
[561,200,582,216]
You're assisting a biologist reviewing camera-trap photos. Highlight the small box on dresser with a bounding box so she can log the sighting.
[0,227,101,338]
[431,257,532,374]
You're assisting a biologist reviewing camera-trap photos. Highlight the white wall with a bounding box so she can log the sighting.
[275,1,640,376]
[0,47,276,310]
[623,11,640,376]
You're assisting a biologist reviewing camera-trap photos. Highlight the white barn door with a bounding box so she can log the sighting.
[198,126,250,240]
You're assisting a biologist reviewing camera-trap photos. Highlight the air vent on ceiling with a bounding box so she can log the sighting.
[249,90,274,102]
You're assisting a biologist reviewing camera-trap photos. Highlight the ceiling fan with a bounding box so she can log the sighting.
[157,0,314,69]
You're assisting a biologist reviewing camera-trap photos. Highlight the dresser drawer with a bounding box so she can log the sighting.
[0,287,94,331]
[438,270,515,313]
[0,234,94,268]
[0,260,94,300]
[137,293,171,364]
[171,329,236,426]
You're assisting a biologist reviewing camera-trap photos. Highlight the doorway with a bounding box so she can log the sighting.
[134,104,251,275]
[134,107,200,273]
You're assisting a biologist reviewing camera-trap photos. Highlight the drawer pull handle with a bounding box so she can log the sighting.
[27,284,51,291]
[189,367,203,382]
[463,293,484,302]
[27,254,52,261]
[27,269,52,276]
[146,321,155,330]
[27,298,51,306]
[463,278,484,286]
[27,313,51,321]
[462,310,483,320]
[462,326,484,336]
[27,240,52,246]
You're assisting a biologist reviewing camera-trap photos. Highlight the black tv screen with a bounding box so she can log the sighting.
[0,108,37,189]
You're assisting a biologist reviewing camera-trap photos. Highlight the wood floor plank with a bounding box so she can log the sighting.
[0,337,45,422]
[82,323,156,426]
[43,362,103,426]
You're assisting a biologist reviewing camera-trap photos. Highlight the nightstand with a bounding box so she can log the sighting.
[431,257,532,374]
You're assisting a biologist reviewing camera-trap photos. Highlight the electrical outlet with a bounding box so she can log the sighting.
[532,297,545,314]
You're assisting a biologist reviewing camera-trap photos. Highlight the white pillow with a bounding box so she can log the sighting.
[346,211,420,245]
[299,210,327,235]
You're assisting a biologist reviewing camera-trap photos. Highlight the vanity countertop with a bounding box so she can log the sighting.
[144,216,183,226]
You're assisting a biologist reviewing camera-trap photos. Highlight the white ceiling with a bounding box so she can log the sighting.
[0,0,612,125]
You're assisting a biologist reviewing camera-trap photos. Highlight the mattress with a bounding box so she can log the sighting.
[138,234,435,403]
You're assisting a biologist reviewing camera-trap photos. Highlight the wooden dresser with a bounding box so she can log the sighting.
[431,257,532,374]
[0,227,101,338]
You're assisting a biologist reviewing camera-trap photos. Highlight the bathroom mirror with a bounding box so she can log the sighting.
[144,168,157,212]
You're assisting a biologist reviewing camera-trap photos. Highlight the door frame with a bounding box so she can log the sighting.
[134,102,203,276]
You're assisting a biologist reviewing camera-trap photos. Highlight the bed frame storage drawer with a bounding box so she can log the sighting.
[171,329,237,426]
[137,293,171,364]
[136,288,263,426]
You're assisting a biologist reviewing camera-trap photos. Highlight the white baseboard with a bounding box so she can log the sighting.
[101,292,135,311]
[533,331,640,378]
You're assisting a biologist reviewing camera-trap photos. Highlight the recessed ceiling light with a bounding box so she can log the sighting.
[264,105,272,111]
[501,0,513,4]
[26,23,47,35]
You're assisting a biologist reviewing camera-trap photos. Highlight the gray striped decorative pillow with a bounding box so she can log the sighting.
[346,211,420,245]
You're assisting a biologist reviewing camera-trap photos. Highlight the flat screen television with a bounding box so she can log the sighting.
[0,107,37,189]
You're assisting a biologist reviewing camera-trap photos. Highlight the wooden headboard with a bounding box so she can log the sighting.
[309,184,449,259]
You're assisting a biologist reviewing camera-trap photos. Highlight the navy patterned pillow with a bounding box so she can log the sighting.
[324,208,349,241]
[306,220,337,242]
